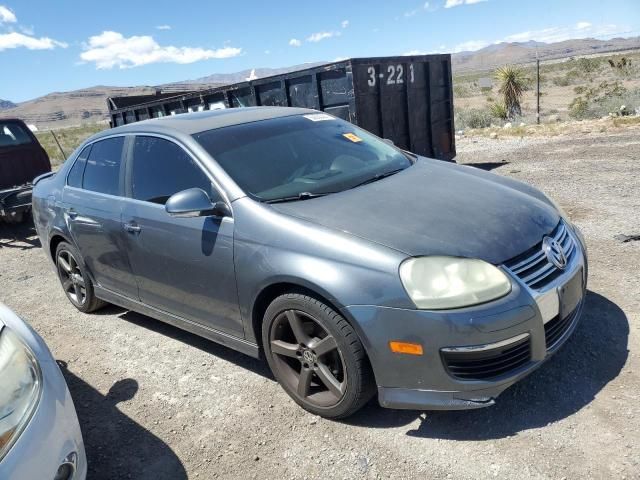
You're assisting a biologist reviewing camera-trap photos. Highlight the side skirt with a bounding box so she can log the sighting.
[94,286,261,359]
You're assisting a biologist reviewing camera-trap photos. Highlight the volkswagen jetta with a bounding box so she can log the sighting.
[32,107,587,418]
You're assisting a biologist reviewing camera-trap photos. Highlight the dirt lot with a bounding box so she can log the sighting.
[1,128,638,479]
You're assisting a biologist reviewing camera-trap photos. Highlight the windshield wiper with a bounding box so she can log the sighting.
[350,168,406,189]
[264,191,334,204]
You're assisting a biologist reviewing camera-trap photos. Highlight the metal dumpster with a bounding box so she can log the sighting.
[107,54,455,161]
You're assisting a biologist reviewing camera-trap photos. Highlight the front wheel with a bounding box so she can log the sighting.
[262,293,374,419]
[55,241,107,313]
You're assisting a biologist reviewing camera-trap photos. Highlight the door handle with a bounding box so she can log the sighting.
[123,222,142,233]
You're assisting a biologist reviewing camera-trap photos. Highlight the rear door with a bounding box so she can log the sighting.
[121,135,242,337]
[62,136,138,297]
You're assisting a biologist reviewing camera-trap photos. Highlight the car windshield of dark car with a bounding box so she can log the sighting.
[0,122,34,148]
[192,114,412,201]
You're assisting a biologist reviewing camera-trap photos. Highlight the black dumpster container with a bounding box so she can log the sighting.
[107,54,455,161]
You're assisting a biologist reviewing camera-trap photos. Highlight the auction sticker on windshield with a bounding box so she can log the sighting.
[342,133,363,143]
[303,113,334,122]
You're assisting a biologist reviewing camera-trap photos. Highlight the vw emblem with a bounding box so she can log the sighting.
[542,236,567,270]
[302,350,316,363]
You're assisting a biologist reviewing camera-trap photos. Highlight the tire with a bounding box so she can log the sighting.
[262,293,374,419]
[55,241,107,313]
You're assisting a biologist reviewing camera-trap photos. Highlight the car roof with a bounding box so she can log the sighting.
[98,106,317,138]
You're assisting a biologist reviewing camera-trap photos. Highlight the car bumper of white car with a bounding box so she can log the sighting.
[0,305,87,480]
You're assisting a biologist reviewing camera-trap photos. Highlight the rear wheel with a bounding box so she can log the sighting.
[262,293,374,419]
[55,241,107,313]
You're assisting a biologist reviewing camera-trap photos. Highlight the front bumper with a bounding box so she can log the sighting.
[0,307,87,480]
[344,225,588,411]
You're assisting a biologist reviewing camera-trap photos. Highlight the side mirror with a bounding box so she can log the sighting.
[165,188,230,218]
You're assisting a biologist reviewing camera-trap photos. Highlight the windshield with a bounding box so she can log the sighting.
[193,113,412,201]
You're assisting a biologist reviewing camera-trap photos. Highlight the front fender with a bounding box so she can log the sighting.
[232,198,411,343]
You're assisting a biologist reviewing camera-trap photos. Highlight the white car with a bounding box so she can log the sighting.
[0,303,86,479]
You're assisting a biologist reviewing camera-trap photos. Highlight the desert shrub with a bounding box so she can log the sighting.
[455,108,492,129]
[568,84,637,119]
[552,75,571,87]
[569,97,589,119]
[607,56,635,78]
[489,102,508,120]
[485,95,494,103]
[453,84,472,98]
[480,86,492,94]
[575,57,602,75]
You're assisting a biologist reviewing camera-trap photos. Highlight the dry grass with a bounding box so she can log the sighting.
[35,123,108,166]
[464,115,640,138]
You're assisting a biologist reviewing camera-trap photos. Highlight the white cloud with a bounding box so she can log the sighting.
[404,2,430,17]
[445,0,486,8]
[341,20,349,29]
[0,31,68,51]
[289,38,301,47]
[80,31,241,69]
[503,22,628,43]
[0,5,16,23]
[453,39,490,52]
[403,49,427,56]
[306,31,340,42]
[155,25,171,30]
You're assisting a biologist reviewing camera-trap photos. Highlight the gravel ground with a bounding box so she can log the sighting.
[1,128,639,479]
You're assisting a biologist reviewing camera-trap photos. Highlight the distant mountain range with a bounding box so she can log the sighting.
[0,99,17,110]
[453,36,640,72]
[1,36,638,128]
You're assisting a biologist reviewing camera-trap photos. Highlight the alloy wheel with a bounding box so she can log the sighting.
[269,309,347,408]
[57,250,87,306]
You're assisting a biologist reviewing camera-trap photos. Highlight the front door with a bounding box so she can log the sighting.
[121,135,243,337]
[63,137,138,297]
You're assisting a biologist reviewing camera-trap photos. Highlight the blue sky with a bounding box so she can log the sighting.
[1,0,638,102]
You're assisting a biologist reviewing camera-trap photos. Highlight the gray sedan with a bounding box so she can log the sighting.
[0,303,86,479]
[32,107,587,418]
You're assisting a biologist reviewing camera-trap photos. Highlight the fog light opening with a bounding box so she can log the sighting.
[389,341,424,355]
[54,452,77,480]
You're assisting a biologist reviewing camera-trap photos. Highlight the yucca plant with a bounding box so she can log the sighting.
[494,65,528,119]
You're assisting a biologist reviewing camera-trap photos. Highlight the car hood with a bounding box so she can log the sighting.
[270,158,559,265]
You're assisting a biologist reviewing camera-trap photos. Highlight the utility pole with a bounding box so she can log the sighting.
[536,48,541,124]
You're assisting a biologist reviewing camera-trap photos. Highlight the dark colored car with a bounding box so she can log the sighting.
[0,119,51,223]
[32,107,587,419]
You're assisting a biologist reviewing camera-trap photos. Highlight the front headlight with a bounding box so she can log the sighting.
[0,327,42,460]
[399,256,512,310]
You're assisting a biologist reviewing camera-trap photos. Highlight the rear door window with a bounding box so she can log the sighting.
[0,122,34,147]
[83,137,124,196]
[129,136,218,205]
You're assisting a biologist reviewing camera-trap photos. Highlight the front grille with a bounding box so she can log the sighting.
[545,303,581,349]
[504,221,576,290]
[442,335,531,381]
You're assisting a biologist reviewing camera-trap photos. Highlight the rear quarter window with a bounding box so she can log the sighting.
[67,145,92,188]
[82,137,125,196]
[0,122,34,147]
